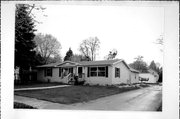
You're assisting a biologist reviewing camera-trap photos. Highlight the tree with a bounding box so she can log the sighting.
[149,60,160,73]
[64,48,73,61]
[129,56,148,73]
[71,54,91,62]
[105,49,118,60]
[47,54,62,64]
[79,37,100,61]
[154,35,163,52]
[158,67,163,82]
[34,33,62,64]
[15,4,37,70]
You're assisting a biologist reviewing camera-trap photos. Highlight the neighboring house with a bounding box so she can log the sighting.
[139,69,159,83]
[36,59,139,85]
[129,67,140,84]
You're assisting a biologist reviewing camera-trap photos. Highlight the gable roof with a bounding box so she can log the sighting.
[129,67,140,73]
[36,59,137,70]
[36,59,124,68]
[36,62,62,68]
[79,59,122,66]
[36,61,80,68]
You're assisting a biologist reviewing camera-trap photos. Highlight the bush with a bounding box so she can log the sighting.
[14,102,36,109]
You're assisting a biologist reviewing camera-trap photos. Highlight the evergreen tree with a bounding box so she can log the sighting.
[149,61,157,71]
[15,4,37,70]
[149,60,161,74]
[64,48,73,61]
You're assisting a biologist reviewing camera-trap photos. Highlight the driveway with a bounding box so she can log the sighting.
[14,85,162,111]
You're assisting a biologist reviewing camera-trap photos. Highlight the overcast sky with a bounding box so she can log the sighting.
[33,4,164,66]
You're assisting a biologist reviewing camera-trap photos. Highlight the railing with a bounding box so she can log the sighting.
[67,73,73,82]
[78,73,85,81]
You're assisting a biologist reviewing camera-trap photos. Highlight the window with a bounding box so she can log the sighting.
[44,68,52,77]
[98,67,106,76]
[89,67,106,77]
[115,67,120,78]
[59,67,62,77]
[90,67,97,77]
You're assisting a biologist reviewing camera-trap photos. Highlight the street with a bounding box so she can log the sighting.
[14,85,162,111]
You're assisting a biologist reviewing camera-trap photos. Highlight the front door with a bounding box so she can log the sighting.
[78,67,83,78]
[69,68,73,74]
[78,67,82,74]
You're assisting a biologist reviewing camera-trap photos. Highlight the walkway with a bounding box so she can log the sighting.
[14,85,70,91]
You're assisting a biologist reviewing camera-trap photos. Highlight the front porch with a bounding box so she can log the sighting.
[58,63,85,84]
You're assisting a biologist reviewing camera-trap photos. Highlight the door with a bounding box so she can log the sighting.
[69,68,73,74]
[78,67,83,78]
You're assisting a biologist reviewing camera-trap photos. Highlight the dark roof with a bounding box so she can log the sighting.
[129,67,140,73]
[79,59,122,66]
[36,59,123,68]
[36,62,62,68]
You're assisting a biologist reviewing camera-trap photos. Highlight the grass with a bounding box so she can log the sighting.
[14,82,65,89]
[15,85,140,104]
[14,102,37,109]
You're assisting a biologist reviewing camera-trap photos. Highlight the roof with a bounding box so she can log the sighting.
[36,59,123,68]
[129,67,140,73]
[79,59,122,66]
[36,62,62,68]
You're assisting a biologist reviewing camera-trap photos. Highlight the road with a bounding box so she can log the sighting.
[69,85,162,111]
[14,85,162,111]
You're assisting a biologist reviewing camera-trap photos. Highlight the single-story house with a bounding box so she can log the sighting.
[139,69,159,83]
[36,59,139,85]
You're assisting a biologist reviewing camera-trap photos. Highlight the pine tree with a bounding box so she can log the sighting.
[149,61,158,72]
[64,48,73,61]
[15,4,37,70]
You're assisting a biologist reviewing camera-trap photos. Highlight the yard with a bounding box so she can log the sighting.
[14,85,140,104]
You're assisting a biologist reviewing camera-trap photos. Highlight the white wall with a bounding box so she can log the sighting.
[130,72,139,84]
[112,62,131,85]
[37,68,68,83]
[139,73,157,83]
[84,66,112,85]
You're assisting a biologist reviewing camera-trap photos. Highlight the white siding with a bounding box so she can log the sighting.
[139,73,157,83]
[37,68,68,83]
[112,62,131,84]
[130,72,139,83]
[84,66,112,85]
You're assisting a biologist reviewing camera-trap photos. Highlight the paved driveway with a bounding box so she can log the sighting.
[14,85,162,111]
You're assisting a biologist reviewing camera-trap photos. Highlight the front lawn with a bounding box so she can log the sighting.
[14,82,65,89]
[14,85,139,104]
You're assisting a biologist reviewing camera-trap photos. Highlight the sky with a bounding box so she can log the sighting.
[33,4,164,66]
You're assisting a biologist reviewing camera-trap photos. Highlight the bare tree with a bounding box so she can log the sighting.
[79,37,100,61]
[154,35,163,52]
[34,33,62,64]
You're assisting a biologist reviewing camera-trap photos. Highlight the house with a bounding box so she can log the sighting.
[129,67,140,84]
[139,69,159,83]
[36,59,139,85]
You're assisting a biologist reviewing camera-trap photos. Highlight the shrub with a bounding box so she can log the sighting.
[14,102,36,109]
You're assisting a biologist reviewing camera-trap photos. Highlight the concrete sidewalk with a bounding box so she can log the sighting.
[14,85,70,91]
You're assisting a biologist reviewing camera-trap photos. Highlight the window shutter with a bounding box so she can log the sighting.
[51,68,53,77]
[106,66,108,77]
[87,67,90,77]
[119,68,120,78]
[115,68,116,78]
[44,68,47,77]
[59,67,61,77]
